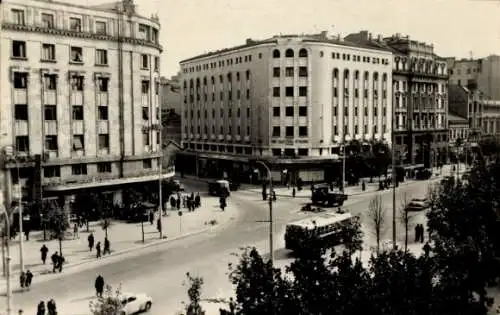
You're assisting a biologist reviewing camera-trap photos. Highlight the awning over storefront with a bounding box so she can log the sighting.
[44,170,175,192]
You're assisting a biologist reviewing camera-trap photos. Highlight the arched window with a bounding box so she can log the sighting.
[364,72,369,81]
[219,75,223,83]
[196,78,200,87]
[373,72,379,81]
[285,49,294,58]
[236,72,240,81]
[227,73,232,82]
[343,69,350,80]
[246,70,251,80]
[189,79,194,87]
[183,81,187,89]
[299,49,308,57]
[211,76,215,84]
[354,71,359,80]
[382,73,387,82]
[203,77,207,85]
[333,68,339,79]
[272,49,280,58]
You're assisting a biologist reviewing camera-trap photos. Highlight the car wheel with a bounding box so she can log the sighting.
[145,301,152,311]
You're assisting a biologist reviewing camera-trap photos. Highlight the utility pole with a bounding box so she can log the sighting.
[392,83,397,249]
[1,208,12,315]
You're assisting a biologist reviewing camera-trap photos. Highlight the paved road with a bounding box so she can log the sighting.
[2,177,435,315]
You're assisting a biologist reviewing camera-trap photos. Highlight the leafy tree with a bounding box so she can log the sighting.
[183,272,205,315]
[89,284,124,315]
[44,201,69,255]
[341,215,364,255]
[372,141,391,179]
[368,195,386,254]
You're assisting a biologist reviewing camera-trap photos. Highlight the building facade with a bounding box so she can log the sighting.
[179,32,393,182]
[448,85,484,138]
[482,100,500,140]
[448,113,469,144]
[160,75,182,144]
[0,0,171,208]
[346,31,449,166]
[447,55,500,100]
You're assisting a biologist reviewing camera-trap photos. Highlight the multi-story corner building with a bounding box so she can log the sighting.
[0,0,172,209]
[178,32,393,182]
[448,85,484,139]
[346,31,449,166]
[447,55,500,100]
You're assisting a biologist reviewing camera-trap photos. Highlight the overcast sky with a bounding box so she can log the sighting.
[69,0,500,77]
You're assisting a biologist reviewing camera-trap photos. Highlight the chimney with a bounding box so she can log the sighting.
[246,38,254,45]
[377,34,382,42]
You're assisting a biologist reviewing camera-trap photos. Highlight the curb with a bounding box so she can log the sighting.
[0,225,220,291]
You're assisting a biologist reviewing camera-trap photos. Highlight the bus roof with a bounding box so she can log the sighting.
[287,212,353,230]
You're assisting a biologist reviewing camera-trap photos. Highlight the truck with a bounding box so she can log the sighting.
[311,183,348,207]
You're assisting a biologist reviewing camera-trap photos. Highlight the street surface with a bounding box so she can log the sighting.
[1,176,439,314]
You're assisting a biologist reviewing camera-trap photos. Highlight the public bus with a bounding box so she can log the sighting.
[284,212,354,252]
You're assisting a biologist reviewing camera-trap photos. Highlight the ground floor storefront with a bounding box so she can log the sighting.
[393,130,449,166]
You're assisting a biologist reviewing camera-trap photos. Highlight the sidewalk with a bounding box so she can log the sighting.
[1,196,236,283]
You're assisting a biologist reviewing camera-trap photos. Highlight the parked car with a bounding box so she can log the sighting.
[406,198,430,211]
[118,293,153,315]
[311,183,347,207]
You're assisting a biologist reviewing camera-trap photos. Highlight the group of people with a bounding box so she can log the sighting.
[415,223,426,243]
[169,192,202,212]
[36,299,57,315]
[88,233,111,258]
[50,252,65,273]
[19,270,34,289]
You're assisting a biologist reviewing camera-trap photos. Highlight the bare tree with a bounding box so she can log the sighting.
[368,195,386,254]
[398,192,414,252]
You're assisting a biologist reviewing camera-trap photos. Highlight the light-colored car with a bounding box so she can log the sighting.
[119,293,153,315]
[406,198,430,211]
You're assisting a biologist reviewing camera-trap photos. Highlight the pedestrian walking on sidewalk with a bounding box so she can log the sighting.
[96,241,102,258]
[51,252,59,273]
[25,269,33,289]
[40,244,48,264]
[47,299,57,315]
[20,271,26,289]
[56,255,65,273]
[176,198,181,210]
[420,225,425,243]
[88,233,95,251]
[95,275,105,297]
[73,223,79,239]
[414,225,420,242]
[36,301,46,315]
[103,237,110,255]
[149,211,154,225]
[292,187,296,198]
[195,193,201,208]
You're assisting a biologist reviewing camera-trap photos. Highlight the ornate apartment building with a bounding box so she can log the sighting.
[346,31,449,166]
[0,0,171,208]
[178,32,393,182]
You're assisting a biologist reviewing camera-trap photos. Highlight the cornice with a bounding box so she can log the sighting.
[1,23,163,53]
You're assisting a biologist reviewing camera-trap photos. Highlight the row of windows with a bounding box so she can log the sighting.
[272,86,308,97]
[40,159,153,178]
[185,108,251,119]
[184,53,259,73]
[184,143,254,155]
[331,125,387,136]
[184,125,251,136]
[10,9,159,43]
[14,134,109,153]
[332,106,387,117]
[14,104,159,122]
[12,40,160,70]
[12,72,160,95]
[273,106,308,117]
[450,67,480,75]
[332,88,388,99]
[272,126,308,137]
[273,67,308,77]
[186,89,250,103]
[184,71,251,88]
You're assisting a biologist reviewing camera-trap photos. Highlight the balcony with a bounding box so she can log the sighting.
[189,133,194,139]
[218,134,224,140]
[203,134,208,140]
[195,134,200,139]
[144,145,151,152]
[13,89,27,104]
[235,135,241,141]
[141,94,149,106]
[46,150,59,159]
[226,135,232,141]
[97,92,108,106]
[97,121,108,134]
[182,133,188,139]
[71,149,84,158]
[210,134,216,140]
[244,136,250,142]
[43,166,176,192]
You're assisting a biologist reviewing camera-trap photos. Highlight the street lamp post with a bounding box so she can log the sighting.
[2,145,24,273]
[157,124,164,239]
[1,207,12,315]
[256,161,273,265]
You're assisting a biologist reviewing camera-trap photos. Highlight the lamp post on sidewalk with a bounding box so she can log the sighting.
[255,160,274,265]
[2,145,24,273]
[1,206,12,315]
[157,124,164,239]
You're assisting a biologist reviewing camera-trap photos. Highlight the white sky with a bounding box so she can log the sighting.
[67,0,500,77]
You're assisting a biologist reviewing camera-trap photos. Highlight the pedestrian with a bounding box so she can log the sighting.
[96,241,101,258]
[292,187,296,198]
[47,299,56,315]
[149,211,154,225]
[186,199,192,212]
[272,190,277,201]
[25,270,33,289]
[229,297,236,314]
[40,245,48,264]
[170,196,176,210]
[420,225,425,243]
[20,271,26,289]
[95,274,105,297]
[103,237,110,255]
[176,198,181,210]
[73,223,79,239]
[57,255,64,272]
[157,217,162,233]
[423,242,431,257]
[182,195,186,208]
[362,180,366,191]
[24,225,30,241]
[51,252,59,273]
[414,225,419,242]
[88,233,95,251]
[18,309,24,315]
[195,193,201,208]
[36,301,46,315]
